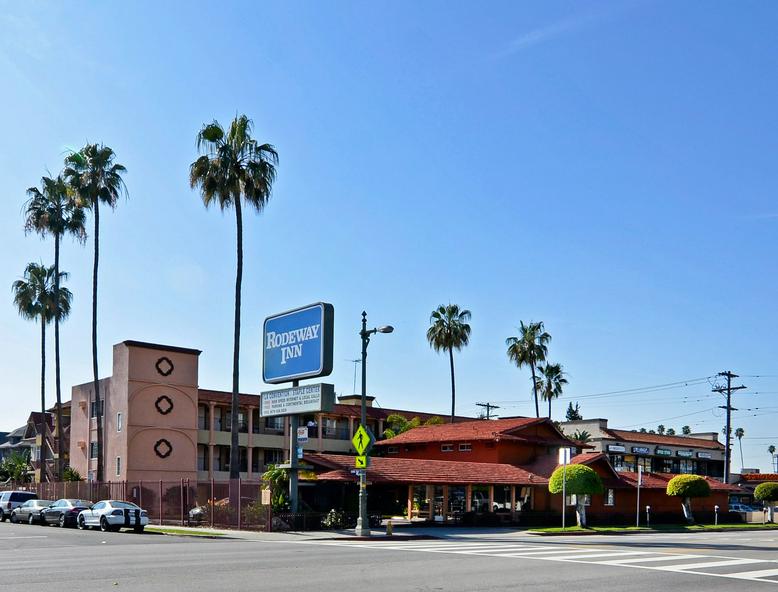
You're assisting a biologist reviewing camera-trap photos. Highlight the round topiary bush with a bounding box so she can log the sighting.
[666,474,711,524]
[548,464,603,527]
[754,482,778,502]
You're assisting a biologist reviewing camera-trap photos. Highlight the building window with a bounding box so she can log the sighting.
[117,412,123,432]
[265,416,284,432]
[197,445,209,471]
[605,489,615,506]
[116,457,121,476]
[264,449,283,469]
[459,443,472,452]
[90,399,103,418]
[637,457,652,472]
[198,405,209,430]
[609,455,625,471]
[238,410,248,433]
[679,459,696,474]
[656,458,675,473]
[441,444,454,452]
[89,441,97,459]
[387,446,399,454]
[566,494,591,507]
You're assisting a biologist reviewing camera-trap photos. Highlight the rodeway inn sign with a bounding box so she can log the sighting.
[262,302,334,384]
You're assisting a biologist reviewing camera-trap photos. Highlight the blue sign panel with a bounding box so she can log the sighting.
[263,302,334,384]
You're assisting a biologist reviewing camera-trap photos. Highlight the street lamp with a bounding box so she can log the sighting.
[356,311,393,536]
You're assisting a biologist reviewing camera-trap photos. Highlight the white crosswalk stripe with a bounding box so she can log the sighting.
[292,539,778,584]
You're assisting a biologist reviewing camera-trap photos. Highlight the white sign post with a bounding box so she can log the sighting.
[559,447,571,529]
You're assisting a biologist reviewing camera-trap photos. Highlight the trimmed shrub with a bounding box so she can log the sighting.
[754,482,778,502]
[666,474,711,499]
[548,464,603,527]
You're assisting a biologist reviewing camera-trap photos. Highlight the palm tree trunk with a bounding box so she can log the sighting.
[548,393,552,420]
[229,196,243,480]
[54,233,63,481]
[448,347,456,423]
[739,438,744,470]
[40,318,47,482]
[530,362,539,418]
[92,199,103,482]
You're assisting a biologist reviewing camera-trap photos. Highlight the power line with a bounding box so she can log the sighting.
[712,371,747,482]
[475,402,500,419]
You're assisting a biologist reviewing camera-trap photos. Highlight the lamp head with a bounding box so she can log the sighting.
[377,325,394,334]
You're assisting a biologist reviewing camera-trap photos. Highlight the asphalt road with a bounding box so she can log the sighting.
[1,522,777,591]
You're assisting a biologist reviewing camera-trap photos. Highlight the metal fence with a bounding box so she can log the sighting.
[0,480,288,531]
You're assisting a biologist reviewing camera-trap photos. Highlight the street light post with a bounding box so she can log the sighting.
[356,311,393,537]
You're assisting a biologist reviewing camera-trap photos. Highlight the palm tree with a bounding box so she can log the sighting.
[769,445,776,472]
[426,304,472,423]
[506,321,550,418]
[24,175,86,479]
[681,425,691,435]
[12,263,71,481]
[534,362,567,419]
[64,144,127,482]
[190,115,278,479]
[734,427,745,470]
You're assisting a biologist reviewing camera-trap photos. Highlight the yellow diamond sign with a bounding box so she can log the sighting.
[352,424,373,455]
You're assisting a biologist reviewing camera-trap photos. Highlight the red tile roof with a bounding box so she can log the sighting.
[304,453,547,485]
[739,473,778,482]
[618,471,742,492]
[373,417,557,446]
[603,429,723,450]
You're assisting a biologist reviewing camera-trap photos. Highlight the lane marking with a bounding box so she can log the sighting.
[664,558,765,571]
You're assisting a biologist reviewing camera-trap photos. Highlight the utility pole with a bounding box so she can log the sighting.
[476,402,500,419]
[712,371,746,483]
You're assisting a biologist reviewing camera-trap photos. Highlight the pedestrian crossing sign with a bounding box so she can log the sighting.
[352,424,374,455]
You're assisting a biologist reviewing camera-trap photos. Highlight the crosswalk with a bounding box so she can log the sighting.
[293,539,778,584]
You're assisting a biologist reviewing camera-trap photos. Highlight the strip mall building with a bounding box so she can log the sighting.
[68,340,740,524]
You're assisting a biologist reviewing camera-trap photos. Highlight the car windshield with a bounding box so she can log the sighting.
[67,500,91,507]
[110,501,140,509]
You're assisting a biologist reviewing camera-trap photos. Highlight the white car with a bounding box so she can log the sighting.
[77,500,149,533]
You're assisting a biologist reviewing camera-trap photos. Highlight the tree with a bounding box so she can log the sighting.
[190,115,278,479]
[506,321,550,418]
[657,425,666,435]
[754,482,778,523]
[681,425,691,435]
[261,464,289,512]
[734,427,745,470]
[769,445,777,472]
[639,428,647,433]
[565,402,582,421]
[666,428,676,436]
[0,451,31,484]
[383,414,444,439]
[64,144,126,482]
[12,263,71,481]
[548,464,603,527]
[666,474,711,524]
[426,304,472,423]
[535,362,567,419]
[571,430,591,444]
[24,174,86,480]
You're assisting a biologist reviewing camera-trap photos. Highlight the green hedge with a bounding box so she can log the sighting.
[754,482,778,502]
[666,474,711,498]
[548,464,604,495]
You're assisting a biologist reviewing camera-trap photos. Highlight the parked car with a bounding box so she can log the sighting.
[10,499,52,524]
[77,500,149,533]
[40,499,93,528]
[0,491,37,522]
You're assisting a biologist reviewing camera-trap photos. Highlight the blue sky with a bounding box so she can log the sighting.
[1,1,777,471]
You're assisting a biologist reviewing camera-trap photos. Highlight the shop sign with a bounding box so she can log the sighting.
[263,302,334,384]
[632,446,651,455]
[697,451,712,459]
[655,448,672,456]
[607,445,626,453]
[677,450,694,458]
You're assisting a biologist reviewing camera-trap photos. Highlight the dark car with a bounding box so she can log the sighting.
[40,499,92,528]
[10,499,52,524]
[0,491,37,521]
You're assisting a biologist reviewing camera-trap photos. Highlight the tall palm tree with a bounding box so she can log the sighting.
[534,362,567,419]
[63,144,127,482]
[734,427,745,470]
[12,263,71,481]
[24,175,86,479]
[426,304,472,423]
[190,115,278,479]
[769,445,776,472]
[506,321,550,418]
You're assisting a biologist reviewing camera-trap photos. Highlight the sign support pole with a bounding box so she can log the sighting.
[636,465,642,527]
[288,380,300,514]
[356,313,370,536]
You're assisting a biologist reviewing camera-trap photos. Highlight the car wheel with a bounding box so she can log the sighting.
[10,513,17,524]
[28,513,35,525]
[100,517,111,532]
[0,513,6,523]
[133,526,144,534]
[78,515,88,530]
[58,514,66,528]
